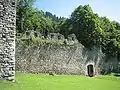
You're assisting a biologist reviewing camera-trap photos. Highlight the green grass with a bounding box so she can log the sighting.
[0,72,120,90]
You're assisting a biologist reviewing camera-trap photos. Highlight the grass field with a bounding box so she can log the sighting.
[0,72,120,90]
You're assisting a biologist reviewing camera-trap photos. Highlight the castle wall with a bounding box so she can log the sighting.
[16,40,103,75]
[0,0,16,81]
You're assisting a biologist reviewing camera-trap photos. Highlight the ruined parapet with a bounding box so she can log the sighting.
[46,33,79,45]
[25,30,34,39]
[23,31,79,45]
[0,0,16,81]
[47,33,65,41]
[24,30,42,39]
[67,34,78,45]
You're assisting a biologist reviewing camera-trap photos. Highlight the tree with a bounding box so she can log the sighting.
[16,0,35,33]
[59,5,120,57]
[60,19,73,38]
[60,5,102,47]
[100,17,120,56]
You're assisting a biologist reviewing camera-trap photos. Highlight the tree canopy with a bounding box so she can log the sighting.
[16,2,120,57]
[59,5,120,57]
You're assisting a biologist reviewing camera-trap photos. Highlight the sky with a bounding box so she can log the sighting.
[35,0,120,22]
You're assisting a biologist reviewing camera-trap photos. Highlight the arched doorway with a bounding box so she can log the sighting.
[87,64,94,77]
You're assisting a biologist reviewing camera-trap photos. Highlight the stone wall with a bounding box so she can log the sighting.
[0,0,15,81]
[102,56,120,74]
[16,40,105,75]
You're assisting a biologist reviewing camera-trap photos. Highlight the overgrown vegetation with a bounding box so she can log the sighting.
[16,0,120,57]
[21,36,65,46]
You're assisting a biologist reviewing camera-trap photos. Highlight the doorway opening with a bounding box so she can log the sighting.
[87,64,94,77]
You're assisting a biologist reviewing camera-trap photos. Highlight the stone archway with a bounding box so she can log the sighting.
[87,64,94,77]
